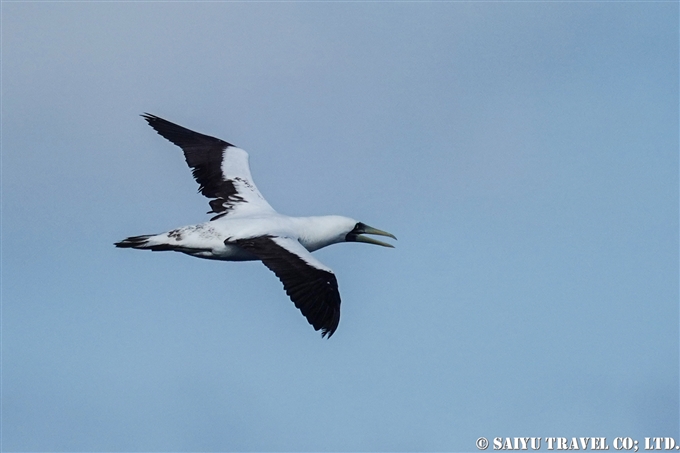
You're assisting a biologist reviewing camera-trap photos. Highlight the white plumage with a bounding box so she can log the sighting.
[116,114,396,338]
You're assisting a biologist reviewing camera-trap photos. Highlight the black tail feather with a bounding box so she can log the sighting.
[115,235,152,248]
[114,234,175,251]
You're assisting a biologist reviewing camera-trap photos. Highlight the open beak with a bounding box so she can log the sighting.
[351,223,397,248]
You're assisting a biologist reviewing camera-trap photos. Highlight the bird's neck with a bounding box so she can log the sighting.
[293,216,348,252]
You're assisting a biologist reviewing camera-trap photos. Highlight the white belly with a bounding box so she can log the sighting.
[183,243,258,261]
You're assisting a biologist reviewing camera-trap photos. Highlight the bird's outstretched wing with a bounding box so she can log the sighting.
[142,113,275,219]
[231,235,341,338]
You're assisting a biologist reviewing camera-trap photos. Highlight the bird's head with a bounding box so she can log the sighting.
[345,221,397,248]
[301,216,396,251]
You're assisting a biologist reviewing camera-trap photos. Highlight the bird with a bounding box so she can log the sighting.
[115,114,396,338]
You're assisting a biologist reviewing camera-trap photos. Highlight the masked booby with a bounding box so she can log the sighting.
[115,114,396,338]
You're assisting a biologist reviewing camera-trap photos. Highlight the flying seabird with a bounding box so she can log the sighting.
[115,114,396,338]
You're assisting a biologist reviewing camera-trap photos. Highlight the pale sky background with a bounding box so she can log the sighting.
[2,2,678,451]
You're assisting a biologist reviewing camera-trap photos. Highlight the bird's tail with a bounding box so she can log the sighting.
[114,234,175,251]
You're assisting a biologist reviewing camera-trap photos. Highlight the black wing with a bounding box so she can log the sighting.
[232,236,341,338]
[142,113,272,218]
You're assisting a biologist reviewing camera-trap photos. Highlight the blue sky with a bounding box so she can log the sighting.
[2,2,678,451]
